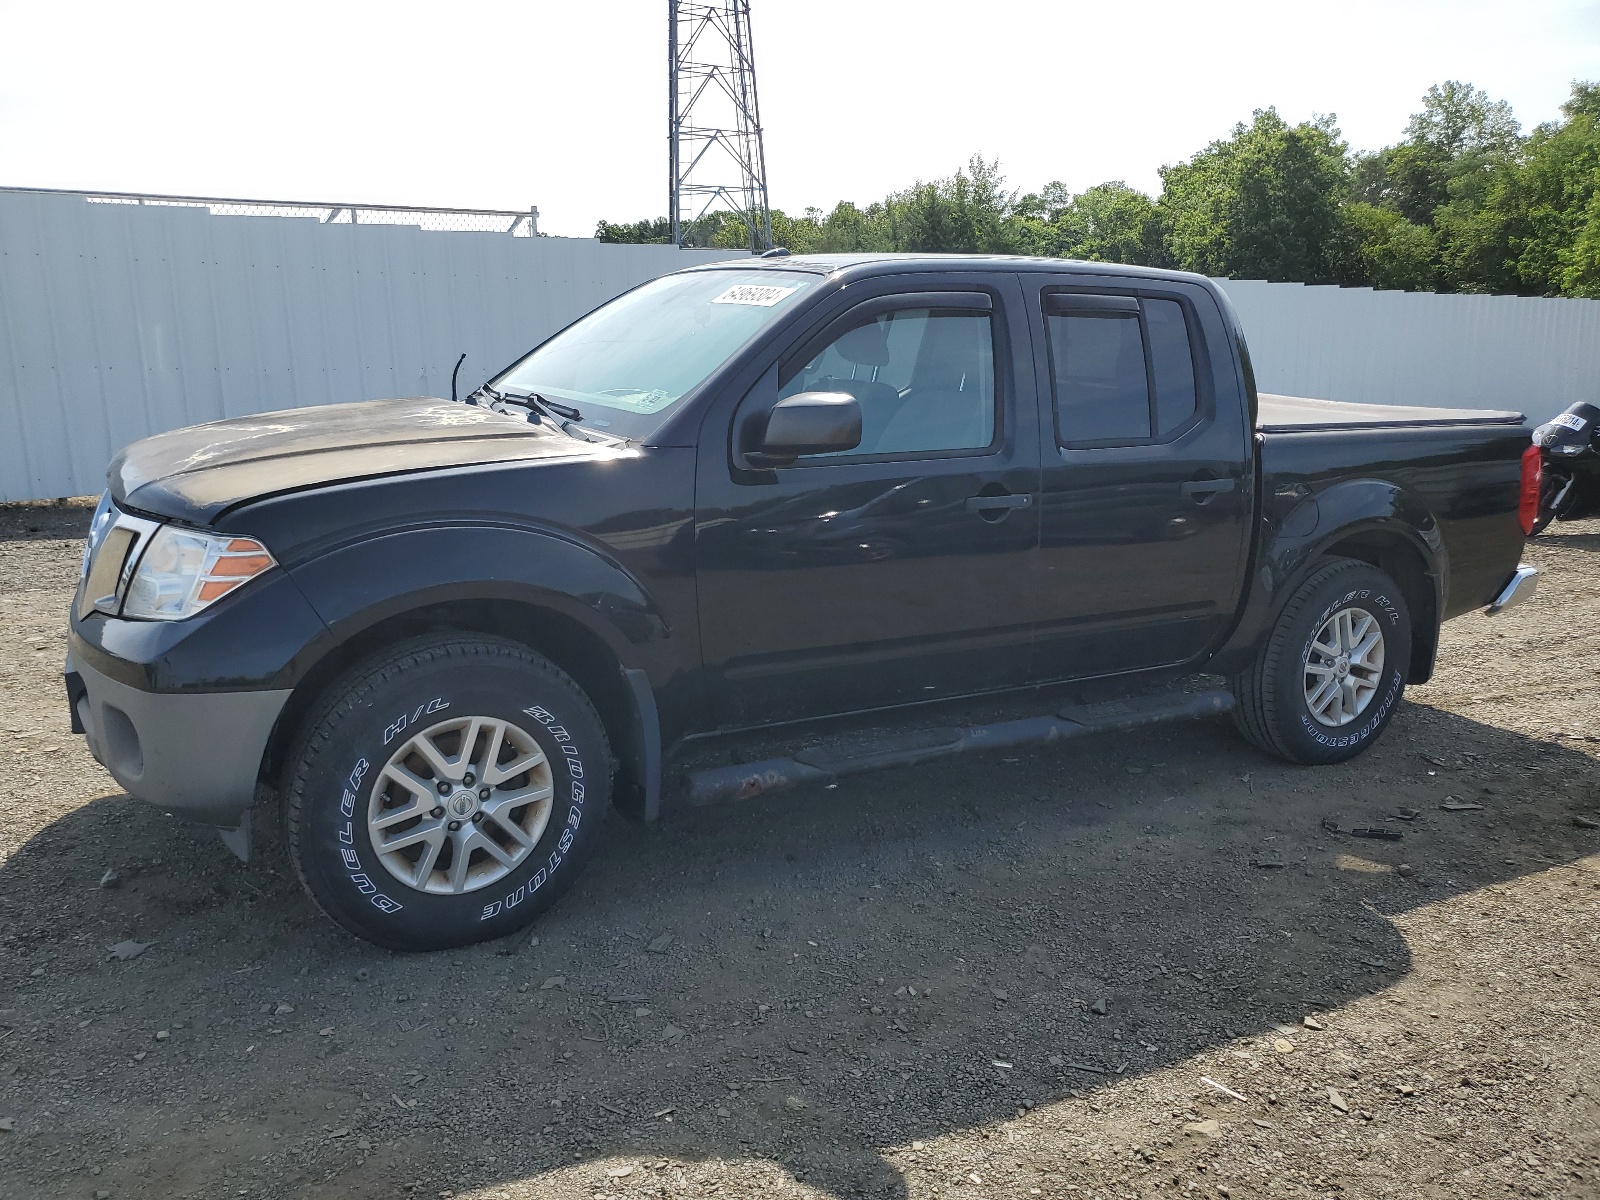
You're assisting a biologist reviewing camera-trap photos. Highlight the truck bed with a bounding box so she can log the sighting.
[1258,393,1525,432]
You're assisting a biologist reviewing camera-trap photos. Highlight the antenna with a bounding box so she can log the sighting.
[668,0,773,251]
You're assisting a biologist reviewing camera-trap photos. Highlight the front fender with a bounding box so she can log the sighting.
[287,522,671,670]
[1212,478,1443,675]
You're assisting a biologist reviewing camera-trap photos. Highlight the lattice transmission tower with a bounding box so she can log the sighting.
[668,0,773,250]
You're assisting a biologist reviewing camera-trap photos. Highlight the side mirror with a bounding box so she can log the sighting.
[754,392,862,465]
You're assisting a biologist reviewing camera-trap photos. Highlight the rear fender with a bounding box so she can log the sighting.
[1212,479,1443,680]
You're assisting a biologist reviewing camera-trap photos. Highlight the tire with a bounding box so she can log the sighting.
[1230,557,1412,765]
[285,636,611,951]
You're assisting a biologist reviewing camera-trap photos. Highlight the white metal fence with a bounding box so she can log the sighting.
[4,186,1599,502]
[0,188,735,501]
[1216,279,1600,427]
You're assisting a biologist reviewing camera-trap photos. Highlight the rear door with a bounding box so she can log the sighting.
[1026,275,1253,681]
[694,272,1043,728]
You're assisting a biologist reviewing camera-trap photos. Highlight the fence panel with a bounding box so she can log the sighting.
[0,190,735,500]
[6,187,1600,502]
[1215,279,1600,425]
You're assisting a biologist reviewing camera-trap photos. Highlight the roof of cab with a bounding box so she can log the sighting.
[687,252,1213,287]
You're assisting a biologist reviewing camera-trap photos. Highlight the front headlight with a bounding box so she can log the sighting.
[80,491,115,580]
[121,525,276,620]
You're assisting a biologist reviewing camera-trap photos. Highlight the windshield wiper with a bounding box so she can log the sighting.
[500,389,582,423]
[460,382,617,442]
[465,383,577,425]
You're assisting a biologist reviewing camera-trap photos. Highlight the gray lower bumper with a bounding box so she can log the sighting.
[1486,563,1538,615]
[68,652,290,831]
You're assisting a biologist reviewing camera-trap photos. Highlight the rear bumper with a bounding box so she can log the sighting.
[67,650,289,828]
[1486,564,1538,615]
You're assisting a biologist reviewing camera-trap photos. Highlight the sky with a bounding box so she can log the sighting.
[2,0,1598,239]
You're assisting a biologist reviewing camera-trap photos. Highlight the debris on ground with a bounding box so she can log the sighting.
[1200,1076,1248,1102]
[107,940,149,961]
[98,867,120,889]
[1321,819,1403,840]
[1440,800,1486,812]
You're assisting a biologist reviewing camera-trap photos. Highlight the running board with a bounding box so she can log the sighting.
[684,687,1235,806]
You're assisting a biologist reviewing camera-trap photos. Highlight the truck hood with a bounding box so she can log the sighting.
[110,398,603,524]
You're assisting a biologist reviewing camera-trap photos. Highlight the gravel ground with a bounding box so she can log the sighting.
[1,500,1597,1200]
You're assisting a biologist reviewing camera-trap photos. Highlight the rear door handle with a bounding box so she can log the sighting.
[965,493,1032,512]
[1181,478,1236,501]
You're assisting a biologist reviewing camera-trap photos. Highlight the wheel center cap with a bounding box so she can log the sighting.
[1335,655,1351,677]
[447,791,479,820]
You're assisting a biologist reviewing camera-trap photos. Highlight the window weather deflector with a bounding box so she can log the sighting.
[1044,293,1139,317]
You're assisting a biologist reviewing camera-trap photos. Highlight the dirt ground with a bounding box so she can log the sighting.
[1,501,1597,1200]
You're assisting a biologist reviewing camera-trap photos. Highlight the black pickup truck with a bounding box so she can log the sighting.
[66,254,1539,950]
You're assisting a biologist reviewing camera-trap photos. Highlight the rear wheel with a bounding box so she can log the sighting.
[285,636,611,951]
[1231,558,1411,765]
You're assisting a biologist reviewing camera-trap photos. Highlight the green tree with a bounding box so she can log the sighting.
[1434,81,1600,295]
[594,217,673,244]
[1339,202,1438,290]
[876,156,1019,252]
[1014,181,1163,263]
[1156,109,1352,281]
[1510,81,1600,296]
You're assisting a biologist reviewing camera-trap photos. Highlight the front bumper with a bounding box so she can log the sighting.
[67,650,290,830]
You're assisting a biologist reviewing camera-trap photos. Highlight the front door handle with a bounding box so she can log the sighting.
[1181,478,1236,502]
[965,493,1032,513]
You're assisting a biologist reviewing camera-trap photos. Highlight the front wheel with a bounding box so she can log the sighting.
[1231,558,1412,765]
[285,636,611,951]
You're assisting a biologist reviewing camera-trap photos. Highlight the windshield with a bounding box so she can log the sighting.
[493,269,816,440]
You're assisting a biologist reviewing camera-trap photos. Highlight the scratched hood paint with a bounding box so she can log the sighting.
[109,398,601,524]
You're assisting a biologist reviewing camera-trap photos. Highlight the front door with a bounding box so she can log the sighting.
[1027,276,1253,682]
[695,274,1043,729]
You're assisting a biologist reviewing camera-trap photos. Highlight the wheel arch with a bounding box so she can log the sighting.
[1314,527,1439,683]
[261,596,662,823]
[1213,477,1445,683]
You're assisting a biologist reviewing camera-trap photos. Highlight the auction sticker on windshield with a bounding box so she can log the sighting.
[712,283,800,307]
